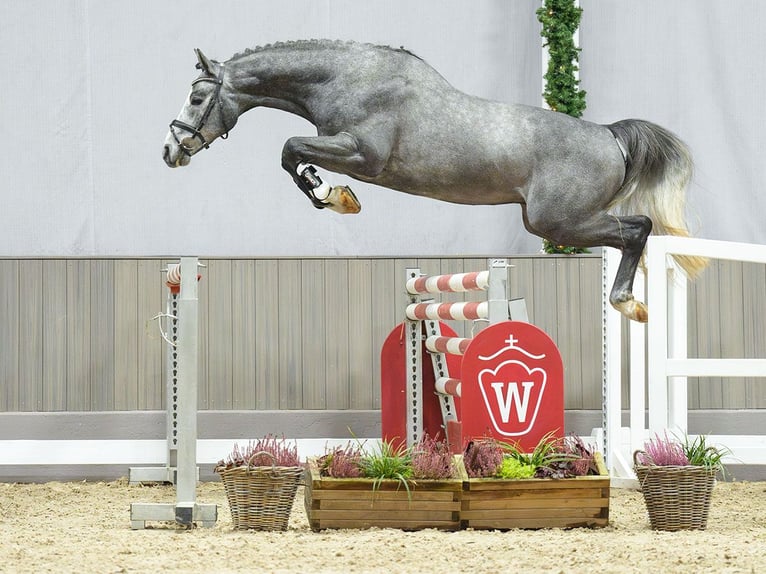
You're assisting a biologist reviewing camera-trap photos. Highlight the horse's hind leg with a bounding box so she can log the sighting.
[525,206,652,322]
[605,215,653,322]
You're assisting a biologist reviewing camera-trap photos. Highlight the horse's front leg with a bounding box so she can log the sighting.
[281,132,388,214]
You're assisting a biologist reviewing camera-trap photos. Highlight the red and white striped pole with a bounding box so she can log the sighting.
[406,270,490,295]
[426,336,471,356]
[405,301,489,322]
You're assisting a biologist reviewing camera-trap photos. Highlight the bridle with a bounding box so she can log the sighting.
[169,64,231,156]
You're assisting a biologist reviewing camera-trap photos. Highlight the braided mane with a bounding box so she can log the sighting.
[228,39,421,62]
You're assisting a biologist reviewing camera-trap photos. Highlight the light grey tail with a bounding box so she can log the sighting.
[607,119,706,278]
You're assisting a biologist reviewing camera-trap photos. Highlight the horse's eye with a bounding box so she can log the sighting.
[190,96,204,106]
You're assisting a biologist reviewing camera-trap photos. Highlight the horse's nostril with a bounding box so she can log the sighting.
[163,145,170,160]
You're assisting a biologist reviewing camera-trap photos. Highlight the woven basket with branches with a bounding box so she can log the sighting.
[633,450,716,531]
[216,451,303,531]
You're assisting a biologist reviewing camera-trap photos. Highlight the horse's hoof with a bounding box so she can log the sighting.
[325,186,361,214]
[612,299,648,323]
[634,302,648,323]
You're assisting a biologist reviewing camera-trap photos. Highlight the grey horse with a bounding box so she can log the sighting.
[163,40,705,322]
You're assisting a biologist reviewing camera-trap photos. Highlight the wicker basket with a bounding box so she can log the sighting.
[216,451,303,531]
[633,451,717,531]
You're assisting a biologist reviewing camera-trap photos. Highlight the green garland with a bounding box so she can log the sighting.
[537,0,586,118]
[537,0,589,254]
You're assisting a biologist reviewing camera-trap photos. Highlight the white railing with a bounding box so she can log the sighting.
[603,236,766,481]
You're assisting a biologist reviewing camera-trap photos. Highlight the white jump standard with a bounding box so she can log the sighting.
[129,257,217,529]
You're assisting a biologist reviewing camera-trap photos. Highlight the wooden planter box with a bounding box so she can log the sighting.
[304,458,462,531]
[460,452,610,530]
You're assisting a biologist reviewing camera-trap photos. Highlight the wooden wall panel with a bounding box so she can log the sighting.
[113,260,138,410]
[136,260,163,410]
[1,255,764,416]
[743,262,766,406]
[579,257,604,409]
[719,261,747,408]
[693,260,723,408]
[349,259,375,409]
[18,261,43,411]
[532,258,558,341]
[231,259,257,410]
[206,259,234,410]
[0,260,19,411]
[42,261,67,411]
[254,260,280,409]
[65,260,91,411]
[324,259,350,410]
[300,259,326,409]
[196,259,210,410]
[557,259,583,409]
[89,260,114,411]
[278,259,303,409]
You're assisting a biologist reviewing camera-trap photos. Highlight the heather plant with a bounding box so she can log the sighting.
[318,443,365,478]
[635,432,690,466]
[216,434,301,470]
[410,435,456,479]
[463,437,504,478]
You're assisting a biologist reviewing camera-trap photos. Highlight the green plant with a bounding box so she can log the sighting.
[682,434,729,473]
[504,431,562,468]
[359,439,413,497]
[532,434,598,478]
[360,440,412,479]
[542,240,590,255]
[501,432,583,478]
[496,456,536,479]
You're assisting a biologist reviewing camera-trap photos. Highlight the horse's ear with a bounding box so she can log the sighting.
[194,49,215,74]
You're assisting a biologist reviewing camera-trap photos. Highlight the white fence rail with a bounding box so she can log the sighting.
[604,236,766,481]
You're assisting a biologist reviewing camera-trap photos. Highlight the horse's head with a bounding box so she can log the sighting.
[163,49,238,167]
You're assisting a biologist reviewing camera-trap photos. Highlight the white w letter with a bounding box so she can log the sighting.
[490,381,534,423]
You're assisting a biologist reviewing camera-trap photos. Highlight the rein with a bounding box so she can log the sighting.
[170,64,231,156]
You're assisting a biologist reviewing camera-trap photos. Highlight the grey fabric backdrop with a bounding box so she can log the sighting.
[581,0,766,246]
[2,1,763,256]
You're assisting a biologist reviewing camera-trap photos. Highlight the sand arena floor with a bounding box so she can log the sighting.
[0,480,764,573]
